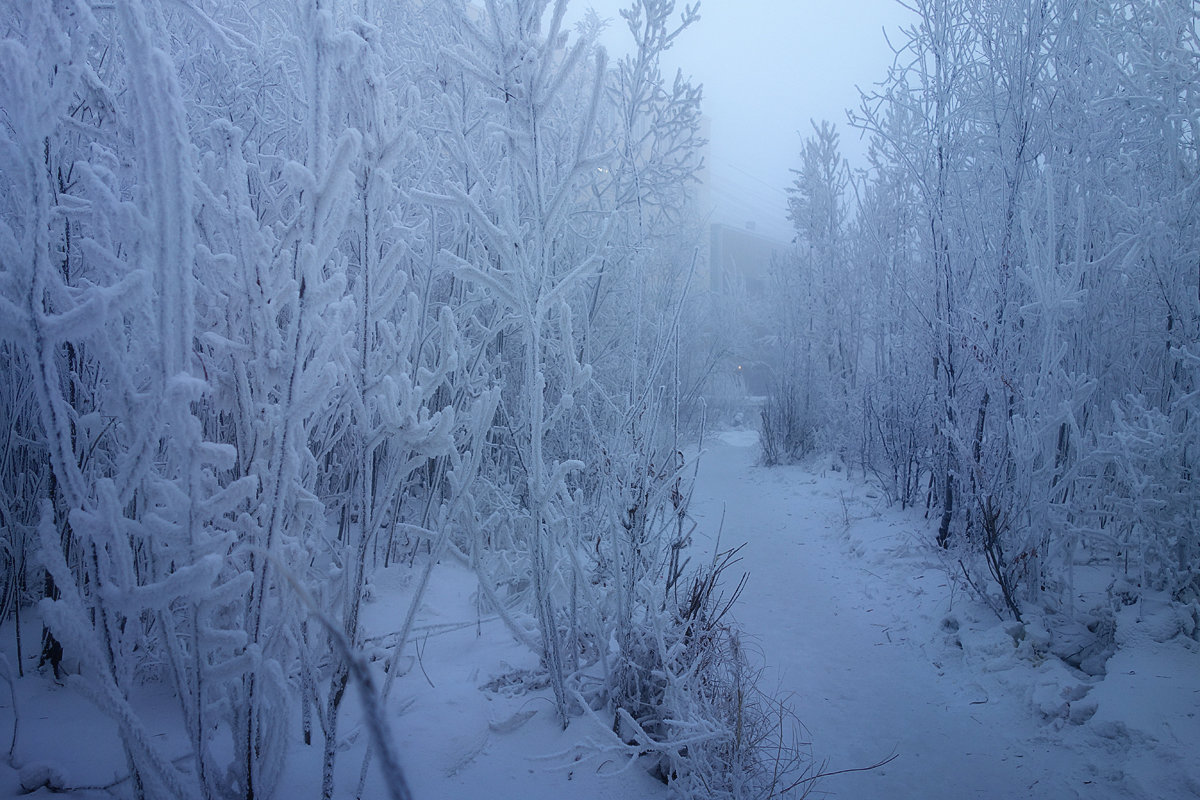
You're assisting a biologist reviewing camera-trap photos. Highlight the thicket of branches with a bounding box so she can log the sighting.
[763,0,1198,663]
[0,0,813,798]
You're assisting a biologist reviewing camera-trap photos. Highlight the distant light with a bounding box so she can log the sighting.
[737,365,743,370]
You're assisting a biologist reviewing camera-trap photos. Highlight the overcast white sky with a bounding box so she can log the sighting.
[564,1,916,241]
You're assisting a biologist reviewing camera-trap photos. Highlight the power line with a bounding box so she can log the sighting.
[710,154,790,197]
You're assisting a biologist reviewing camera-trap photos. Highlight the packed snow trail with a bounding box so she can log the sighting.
[687,429,1197,800]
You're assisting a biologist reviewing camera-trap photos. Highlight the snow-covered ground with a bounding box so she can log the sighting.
[688,429,1200,800]
[2,428,1197,798]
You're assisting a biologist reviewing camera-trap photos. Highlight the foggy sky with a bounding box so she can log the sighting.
[566,1,916,242]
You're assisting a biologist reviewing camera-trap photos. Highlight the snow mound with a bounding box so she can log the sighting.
[18,763,69,793]
[1028,658,1096,726]
[1113,598,1199,648]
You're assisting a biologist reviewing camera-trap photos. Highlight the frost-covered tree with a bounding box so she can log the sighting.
[0,2,264,796]
[423,0,614,728]
[831,0,1198,645]
[762,120,853,465]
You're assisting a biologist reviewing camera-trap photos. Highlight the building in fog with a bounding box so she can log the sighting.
[707,221,786,298]
[699,222,790,397]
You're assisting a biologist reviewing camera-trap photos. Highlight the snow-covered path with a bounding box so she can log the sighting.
[687,430,1196,800]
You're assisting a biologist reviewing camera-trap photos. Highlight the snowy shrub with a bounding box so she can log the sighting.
[759,380,818,467]
[1100,389,1200,601]
[860,375,934,509]
[0,347,42,665]
[600,545,818,799]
